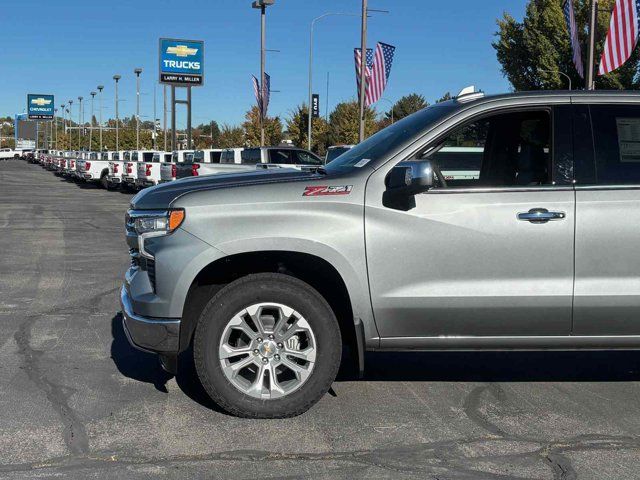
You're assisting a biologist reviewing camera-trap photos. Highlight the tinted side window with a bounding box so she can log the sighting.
[427,110,552,188]
[241,148,261,164]
[269,149,294,164]
[143,153,154,162]
[585,105,640,185]
[294,150,322,165]
[210,151,221,163]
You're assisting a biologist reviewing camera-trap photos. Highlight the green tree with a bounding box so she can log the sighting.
[436,92,452,103]
[242,106,283,146]
[327,101,377,145]
[285,104,330,155]
[218,124,244,148]
[386,93,428,122]
[494,0,640,91]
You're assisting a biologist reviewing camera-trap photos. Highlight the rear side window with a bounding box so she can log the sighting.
[152,153,160,163]
[164,154,172,162]
[241,148,261,164]
[210,151,221,163]
[193,151,205,162]
[269,149,294,164]
[143,152,154,162]
[581,105,640,185]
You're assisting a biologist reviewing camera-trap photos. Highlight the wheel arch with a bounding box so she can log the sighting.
[179,250,367,376]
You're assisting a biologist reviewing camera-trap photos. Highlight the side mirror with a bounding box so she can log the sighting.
[385,160,434,195]
[383,160,435,211]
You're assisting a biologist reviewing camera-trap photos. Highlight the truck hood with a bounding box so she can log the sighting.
[130,168,324,210]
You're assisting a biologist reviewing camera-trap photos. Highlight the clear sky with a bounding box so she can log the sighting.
[1,0,528,128]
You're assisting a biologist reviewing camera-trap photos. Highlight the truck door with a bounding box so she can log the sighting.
[573,102,640,335]
[365,106,575,339]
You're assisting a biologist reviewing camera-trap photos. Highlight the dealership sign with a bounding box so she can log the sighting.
[159,38,204,86]
[27,94,55,120]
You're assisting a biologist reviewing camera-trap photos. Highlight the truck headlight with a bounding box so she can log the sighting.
[134,210,185,235]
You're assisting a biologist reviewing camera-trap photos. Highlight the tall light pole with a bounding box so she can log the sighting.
[113,75,121,151]
[252,0,274,147]
[163,85,167,152]
[97,85,104,151]
[308,12,359,151]
[54,108,58,148]
[68,100,73,144]
[60,104,66,135]
[78,96,83,150]
[134,68,142,150]
[587,0,598,90]
[89,91,96,151]
[358,0,368,143]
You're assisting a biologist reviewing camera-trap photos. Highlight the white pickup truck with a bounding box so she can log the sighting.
[0,148,19,160]
[76,152,111,188]
[173,149,251,179]
[159,150,195,183]
[122,150,157,190]
[106,151,126,188]
[136,151,171,188]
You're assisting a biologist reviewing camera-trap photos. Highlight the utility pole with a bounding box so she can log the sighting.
[68,100,73,141]
[134,68,142,150]
[358,0,368,143]
[97,85,104,151]
[78,96,83,150]
[153,82,157,150]
[89,91,96,151]
[54,109,58,148]
[252,0,274,147]
[587,0,598,90]
[163,85,167,152]
[113,75,121,151]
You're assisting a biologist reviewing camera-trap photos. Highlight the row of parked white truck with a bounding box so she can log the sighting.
[28,145,348,190]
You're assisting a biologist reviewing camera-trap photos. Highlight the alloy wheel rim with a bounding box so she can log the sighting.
[218,302,317,399]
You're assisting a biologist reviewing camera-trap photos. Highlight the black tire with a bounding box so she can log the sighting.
[193,273,341,418]
[100,174,109,189]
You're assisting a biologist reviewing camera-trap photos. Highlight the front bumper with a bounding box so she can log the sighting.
[120,285,180,354]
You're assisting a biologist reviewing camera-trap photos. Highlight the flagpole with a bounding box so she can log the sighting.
[587,0,598,90]
[358,0,368,143]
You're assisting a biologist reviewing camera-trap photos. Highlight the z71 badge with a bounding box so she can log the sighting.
[303,185,353,197]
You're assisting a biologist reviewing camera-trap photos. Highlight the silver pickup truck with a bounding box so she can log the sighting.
[121,89,640,418]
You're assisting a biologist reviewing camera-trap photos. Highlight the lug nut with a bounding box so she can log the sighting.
[257,337,263,343]
[277,343,283,349]
[253,349,259,355]
[261,357,269,364]
[268,334,274,340]
[274,354,280,361]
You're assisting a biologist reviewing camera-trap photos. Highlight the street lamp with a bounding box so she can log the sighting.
[97,85,104,151]
[252,0,275,147]
[68,100,73,145]
[134,68,142,150]
[113,75,121,151]
[78,96,83,150]
[538,69,572,91]
[89,91,96,151]
[60,104,66,133]
[54,108,58,148]
[308,12,359,150]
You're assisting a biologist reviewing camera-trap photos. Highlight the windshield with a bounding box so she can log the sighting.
[113,153,119,161]
[124,152,131,161]
[132,152,139,161]
[324,103,458,173]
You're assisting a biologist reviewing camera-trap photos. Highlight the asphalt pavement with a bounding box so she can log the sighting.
[2,159,640,479]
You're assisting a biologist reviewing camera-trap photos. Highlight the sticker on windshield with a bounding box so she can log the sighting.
[303,185,353,197]
[354,158,371,168]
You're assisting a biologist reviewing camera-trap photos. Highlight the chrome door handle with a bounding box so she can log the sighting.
[517,208,566,224]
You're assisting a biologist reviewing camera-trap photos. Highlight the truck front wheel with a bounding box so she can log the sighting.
[193,273,341,418]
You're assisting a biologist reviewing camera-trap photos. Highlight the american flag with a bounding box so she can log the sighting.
[252,75,261,113]
[262,73,271,117]
[562,0,584,78]
[366,42,396,106]
[598,0,640,75]
[354,48,374,100]
[251,73,271,116]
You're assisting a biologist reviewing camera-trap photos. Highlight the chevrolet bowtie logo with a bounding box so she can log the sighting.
[31,97,51,106]
[166,45,198,57]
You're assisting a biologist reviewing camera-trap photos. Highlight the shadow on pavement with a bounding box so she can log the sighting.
[110,313,228,413]
[358,350,640,382]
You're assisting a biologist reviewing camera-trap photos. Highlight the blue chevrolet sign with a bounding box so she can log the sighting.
[159,38,204,86]
[27,94,55,120]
